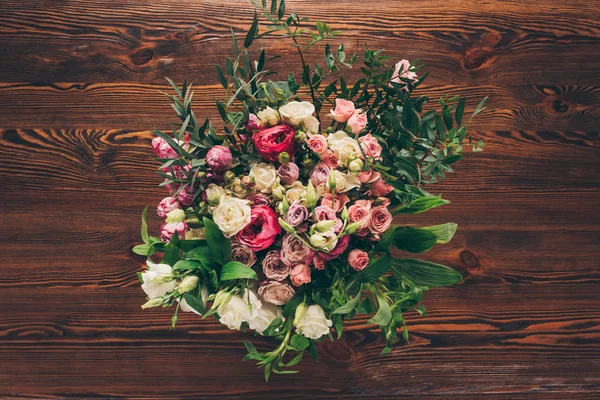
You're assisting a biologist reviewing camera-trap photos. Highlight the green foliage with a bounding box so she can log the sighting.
[203,217,232,265]
[220,261,258,281]
[391,258,463,287]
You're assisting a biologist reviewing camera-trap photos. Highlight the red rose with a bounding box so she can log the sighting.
[235,205,282,251]
[252,124,296,162]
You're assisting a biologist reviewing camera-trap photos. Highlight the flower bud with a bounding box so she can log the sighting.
[178,275,200,294]
[328,168,337,190]
[344,221,364,235]
[315,220,336,233]
[325,126,335,134]
[224,171,236,182]
[272,185,286,201]
[294,130,307,143]
[309,233,327,248]
[141,297,164,309]
[185,217,201,228]
[276,201,285,215]
[277,152,290,164]
[281,194,290,213]
[305,181,317,209]
[293,303,308,326]
[241,175,253,187]
[196,171,207,180]
[278,218,296,234]
[348,159,364,173]
[341,207,349,220]
[165,208,186,224]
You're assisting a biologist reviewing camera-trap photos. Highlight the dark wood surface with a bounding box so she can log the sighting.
[1,0,599,398]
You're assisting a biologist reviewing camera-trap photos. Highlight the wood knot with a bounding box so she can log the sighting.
[176,31,184,39]
[460,249,480,270]
[552,99,569,113]
[132,48,154,65]
[463,49,492,70]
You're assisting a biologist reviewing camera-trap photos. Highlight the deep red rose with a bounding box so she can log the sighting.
[252,124,296,162]
[235,205,282,251]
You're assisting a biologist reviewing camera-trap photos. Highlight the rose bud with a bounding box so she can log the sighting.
[277,162,300,185]
[224,170,236,182]
[165,208,186,224]
[157,197,180,218]
[347,109,368,135]
[294,130,307,143]
[277,151,290,164]
[272,185,286,201]
[185,217,201,228]
[205,145,233,172]
[348,159,364,174]
[290,264,311,287]
[178,275,200,294]
[247,113,262,131]
[371,178,394,197]
[347,249,369,271]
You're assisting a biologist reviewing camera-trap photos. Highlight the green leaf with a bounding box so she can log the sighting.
[423,222,457,244]
[141,206,149,244]
[132,244,150,256]
[220,261,258,281]
[215,100,228,122]
[455,98,465,126]
[442,106,452,130]
[307,340,318,361]
[289,334,310,351]
[257,49,265,72]
[270,0,277,14]
[277,0,285,19]
[332,285,363,314]
[230,27,239,58]
[203,217,231,265]
[393,195,449,215]
[392,227,438,253]
[354,253,392,284]
[215,65,228,89]
[165,77,182,97]
[282,351,304,367]
[470,96,488,120]
[163,234,181,266]
[391,258,463,287]
[378,226,396,252]
[324,44,334,70]
[368,291,392,326]
[185,246,218,270]
[172,260,201,272]
[183,289,206,314]
[337,44,345,64]
[244,11,259,48]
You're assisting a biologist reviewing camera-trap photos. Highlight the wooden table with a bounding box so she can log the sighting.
[1,1,598,398]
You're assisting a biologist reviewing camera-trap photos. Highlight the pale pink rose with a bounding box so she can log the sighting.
[348,200,372,228]
[177,185,196,206]
[157,197,180,218]
[320,193,349,213]
[310,162,330,186]
[247,113,262,131]
[376,197,392,207]
[287,201,309,227]
[347,109,367,134]
[347,249,369,271]
[205,145,233,172]
[258,281,295,305]
[160,221,187,242]
[231,242,257,266]
[322,150,339,169]
[306,134,328,155]
[391,59,418,85]
[368,206,393,235]
[358,168,381,184]
[319,235,350,261]
[290,264,311,287]
[262,250,291,281]
[250,193,270,206]
[314,205,337,221]
[329,98,356,123]
[359,134,382,159]
[152,137,178,159]
[313,254,326,270]
[277,163,300,185]
[371,178,394,197]
[281,234,314,267]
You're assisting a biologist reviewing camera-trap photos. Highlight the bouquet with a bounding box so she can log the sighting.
[134,0,487,380]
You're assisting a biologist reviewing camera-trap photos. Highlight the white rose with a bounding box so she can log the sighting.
[250,162,280,194]
[141,260,176,299]
[327,130,363,166]
[279,101,315,127]
[178,283,209,315]
[331,170,361,193]
[257,106,280,127]
[248,302,283,334]
[218,289,262,330]
[285,181,307,203]
[205,183,226,206]
[212,195,251,237]
[294,304,332,339]
[302,115,320,134]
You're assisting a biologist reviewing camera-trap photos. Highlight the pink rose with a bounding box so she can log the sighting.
[235,205,282,251]
[319,235,350,261]
[347,109,367,134]
[231,242,257,266]
[329,98,356,123]
[152,137,178,159]
[177,185,196,206]
[262,250,291,281]
[157,197,180,218]
[160,221,187,242]
[359,134,382,159]
[347,249,369,271]
[252,124,296,162]
[247,113,262,131]
[249,193,270,206]
[287,201,309,227]
[376,197,392,207]
[358,168,381,184]
[368,206,393,235]
[281,233,314,267]
[322,150,339,169]
[391,59,418,85]
[310,162,330,186]
[313,254,326,270]
[371,178,394,197]
[258,281,295,305]
[205,145,232,172]
[277,163,300,185]
[306,134,328,155]
[348,200,372,228]
[290,264,311,287]
[320,193,349,213]
[314,205,337,222]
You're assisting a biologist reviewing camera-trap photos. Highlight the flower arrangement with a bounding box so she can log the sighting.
[134,0,487,380]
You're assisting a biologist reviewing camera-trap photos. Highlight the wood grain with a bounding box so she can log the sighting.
[0,0,599,398]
